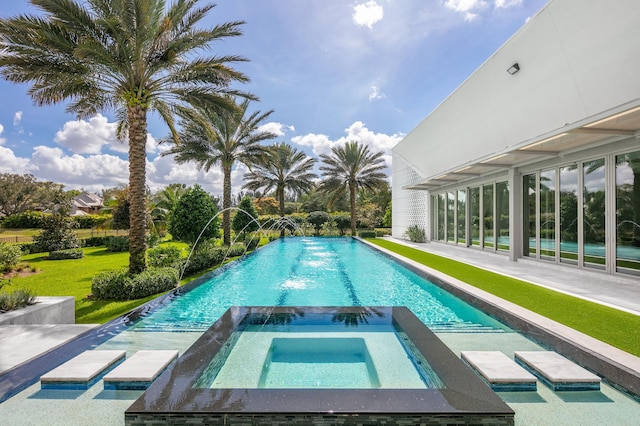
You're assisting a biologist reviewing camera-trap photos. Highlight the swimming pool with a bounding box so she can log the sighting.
[129,237,507,333]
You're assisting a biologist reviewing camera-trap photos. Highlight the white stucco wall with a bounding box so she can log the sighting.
[391,152,428,239]
[393,0,640,179]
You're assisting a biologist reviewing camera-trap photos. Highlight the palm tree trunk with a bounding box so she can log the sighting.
[278,186,285,237]
[223,165,232,246]
[349,180,357,236]
[128,105,148,274]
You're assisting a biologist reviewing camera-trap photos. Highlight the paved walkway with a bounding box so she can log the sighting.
[381,237,640,316]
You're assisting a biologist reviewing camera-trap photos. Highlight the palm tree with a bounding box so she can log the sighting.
[243,143,317,234]
[164,98,277,245]
[150,183,187,236]
[0,0,251,274]
[319,141,387,236]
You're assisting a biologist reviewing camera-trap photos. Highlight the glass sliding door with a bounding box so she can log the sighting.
[495,181,509,251]
[483,184,494,249]
[523,173,537,257]
[469,187,480,246]
[615,151,640,275]
[583,159,606,269]
[457,190,466,245]
[559,165,579,264]
[437,193,445,241]
[447,192,455,242]
[540,169,556,260]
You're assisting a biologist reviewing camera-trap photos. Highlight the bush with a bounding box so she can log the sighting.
[358,230,377,238]
[375,228,391,237]
[403,225,426,243]
[73,214,110,229]
[48,248,84,260]
[169,184,219,246]
[332,214,351,236]
[106,236,129,252]
[147,246,182,268]
[0,287,37,312]
[307,211,330,236]
[19,243,42,255]
[33,214,81,253]
[179,243,227,276]
[244,236,261,251]
[82,236,109,247]
[2,211,47,228]
[0,243,23,272]
[227,243,247,257]
[91,267,179,300]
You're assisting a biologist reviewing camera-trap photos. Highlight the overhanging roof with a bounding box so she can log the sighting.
[404,105,640,191]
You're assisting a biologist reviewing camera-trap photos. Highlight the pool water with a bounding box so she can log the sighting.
[130,237,507,333]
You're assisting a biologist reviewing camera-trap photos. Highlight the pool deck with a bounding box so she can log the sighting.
[372,237,640,396]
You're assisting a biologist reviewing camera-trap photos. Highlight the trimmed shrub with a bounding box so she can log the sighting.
[179,244,226,276]
[2,211,48,228]
[244,236,261,251]
[33,215,81,253]
[307,211,330,236]
[128,267,179,300]
[91,267,179,300]
[403,225,426,243]
[227,243,247,257]
[106,236,129,252]
[91,269,130,300]
[82,236,109,247]
[332,214,351,236]
[375,228,391,237]
[147,246,182,268]
[48,248,84,260]
[73,214,110,229]
[0,243,23,272]
[358,230,377,238]
[19,243,42,255]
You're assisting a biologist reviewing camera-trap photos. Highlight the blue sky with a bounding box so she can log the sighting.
[0,0,548,196]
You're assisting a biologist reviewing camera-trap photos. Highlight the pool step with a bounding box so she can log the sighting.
[103,350,179,390]
[461,351,537,392]
[40,350,126,390]
[515,351,601,391]
[429,321,505,333]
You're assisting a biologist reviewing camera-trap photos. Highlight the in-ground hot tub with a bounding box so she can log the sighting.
[125,306,514,425]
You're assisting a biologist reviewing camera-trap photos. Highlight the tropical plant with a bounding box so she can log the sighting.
[403,225,426,243]
[307,211,330,236]
[232,196,259,240]
[319,141,388,236]
[243,142,317,235]
[169,185,219,246]
[164,98,277,245]
[150,184,187,236]
[0,0,251,273]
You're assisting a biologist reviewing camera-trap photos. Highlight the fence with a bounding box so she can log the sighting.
[0,229,124,244]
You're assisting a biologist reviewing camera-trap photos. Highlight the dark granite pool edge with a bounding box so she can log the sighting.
[359,238,640,399]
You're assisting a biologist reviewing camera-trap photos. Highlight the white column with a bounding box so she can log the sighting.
[509,168,522,261]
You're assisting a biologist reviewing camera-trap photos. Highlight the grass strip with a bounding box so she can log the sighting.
[367,239,640,357]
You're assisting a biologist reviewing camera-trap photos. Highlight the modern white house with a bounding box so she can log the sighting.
[392,0,640,277]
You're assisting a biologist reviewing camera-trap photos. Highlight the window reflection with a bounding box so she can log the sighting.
[496,182,509,251]
[470,187,480,246]
[523,174,537,257]
[457,190,466,245]
[616,151,640,275]
[540,169,556,260]
[583,159,606,269]
[447,192,455,242]
[437,193,445,241]
[560,165,578,264]
[483,184,494,248]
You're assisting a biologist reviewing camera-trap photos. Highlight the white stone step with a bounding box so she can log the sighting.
[515,351,601,391]
[461,351,537,392]
[40,350,126,389]
[103,350,178,390]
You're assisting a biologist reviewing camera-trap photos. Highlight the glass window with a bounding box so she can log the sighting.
[437,193,445,241]
[483,184,494,249]
[540,169,556,260]
[615,151,640,275]
[457,190,466,245]
[495,181,509,251]
[583,159,606,269]
[447,192,455,242]
[559,165,579,264]
[523,174,537,257]
[469,187,480,246]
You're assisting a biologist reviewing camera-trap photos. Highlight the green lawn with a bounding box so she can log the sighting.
[367,239,640,357]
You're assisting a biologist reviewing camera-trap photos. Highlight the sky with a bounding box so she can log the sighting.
[0,0,549,197]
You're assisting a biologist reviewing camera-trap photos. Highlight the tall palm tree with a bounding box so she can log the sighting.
[0,0,251,274]
[164,98,277,245]
[320,141,387,236]
[243,143,317,234]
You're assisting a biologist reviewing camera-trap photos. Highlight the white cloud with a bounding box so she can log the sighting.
[353,1,384,29]
[291,121,403,174]
[13,111,22,126]
[369,86,386,102]
[495,0,522,8]
[444,0,488,21]
[0,123,5,145]
[258,122,295,138]
[0,145,29,173]
[54,114,119,154]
